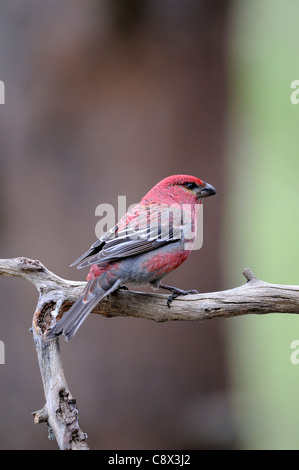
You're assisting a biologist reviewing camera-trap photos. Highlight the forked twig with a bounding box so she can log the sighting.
[1,257,298,449]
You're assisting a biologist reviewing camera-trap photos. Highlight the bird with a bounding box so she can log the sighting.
[46,175,216,341]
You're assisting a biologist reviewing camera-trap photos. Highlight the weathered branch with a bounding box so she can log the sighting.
[0,258,89,450]
[1,256,299,449]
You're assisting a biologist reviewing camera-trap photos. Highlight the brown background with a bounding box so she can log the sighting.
[0,0,234,449]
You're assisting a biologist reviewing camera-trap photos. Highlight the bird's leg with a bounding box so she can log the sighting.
[108,285,129,299]
[159,283,198,308]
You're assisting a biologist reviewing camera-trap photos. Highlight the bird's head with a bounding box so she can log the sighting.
[142,175,216,205]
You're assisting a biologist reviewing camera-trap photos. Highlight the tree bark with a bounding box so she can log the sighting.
[1,256,298,449]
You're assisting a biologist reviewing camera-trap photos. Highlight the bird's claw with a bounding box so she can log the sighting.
[166,288,198,308]
[107,285,129,301]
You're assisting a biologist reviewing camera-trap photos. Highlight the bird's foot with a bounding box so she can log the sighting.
[159,283,198,308]
[107,285,129,300]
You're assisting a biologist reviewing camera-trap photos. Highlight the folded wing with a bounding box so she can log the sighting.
[70,203,190,269]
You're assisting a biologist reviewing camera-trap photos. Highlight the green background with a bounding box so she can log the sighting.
[227,0,299,449]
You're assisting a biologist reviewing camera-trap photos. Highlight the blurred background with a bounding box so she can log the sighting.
[0,0,298,450]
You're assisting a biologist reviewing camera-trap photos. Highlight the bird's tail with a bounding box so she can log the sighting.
[46,275,122,341]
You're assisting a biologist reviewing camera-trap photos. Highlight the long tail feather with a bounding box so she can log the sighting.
[46,277,121,341]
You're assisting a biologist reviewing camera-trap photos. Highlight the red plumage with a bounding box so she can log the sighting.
[46,175,216,341]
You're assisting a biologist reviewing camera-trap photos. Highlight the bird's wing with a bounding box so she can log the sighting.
[71,203,193,269]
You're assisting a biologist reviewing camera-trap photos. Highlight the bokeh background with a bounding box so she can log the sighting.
[0,0,298,450]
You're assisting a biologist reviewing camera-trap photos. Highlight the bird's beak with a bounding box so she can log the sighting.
[198,182,217,198]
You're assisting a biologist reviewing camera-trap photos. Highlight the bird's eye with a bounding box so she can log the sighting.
[184,182,197,190]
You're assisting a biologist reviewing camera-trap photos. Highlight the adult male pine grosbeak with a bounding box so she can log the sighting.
[47,175,216,341]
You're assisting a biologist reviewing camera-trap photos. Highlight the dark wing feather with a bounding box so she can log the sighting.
[71,203,186,269]
[69,224,118,267]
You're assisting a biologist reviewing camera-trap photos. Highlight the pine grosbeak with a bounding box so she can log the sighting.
[47,175,216,341]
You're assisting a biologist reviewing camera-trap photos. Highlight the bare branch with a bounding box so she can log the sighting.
[0,258,89,450]
[1,256,299,448]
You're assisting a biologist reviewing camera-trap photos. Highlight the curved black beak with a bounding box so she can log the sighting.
[199,182,217,198]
